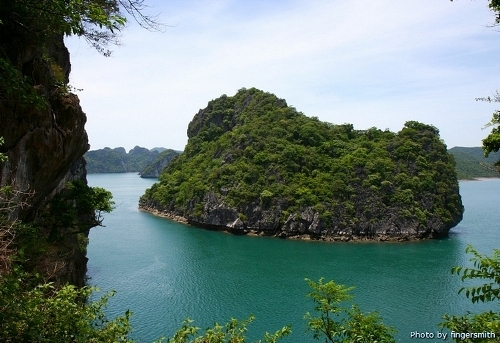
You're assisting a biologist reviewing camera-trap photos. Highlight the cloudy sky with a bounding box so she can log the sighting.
[65,0,500,152]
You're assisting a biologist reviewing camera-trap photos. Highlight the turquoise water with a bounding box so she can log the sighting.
[87,174,499,342]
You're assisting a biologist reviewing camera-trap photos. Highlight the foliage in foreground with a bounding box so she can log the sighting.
[305,278,396,343]
[477,92,500,169]
[4,244,500,342]
[0,272,398,343]
[154,316,291,343]
[0,0,161,57]
[0,271,133,343]
[470,0,500,167]
[0,147,122,342]
[441,245,500,342]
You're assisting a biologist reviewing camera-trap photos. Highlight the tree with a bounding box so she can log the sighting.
[488,0,500,24]
[441,245,500,342]
[0,145,128,342]
[0,272,135,343]
[0,0,163,57]
[51,180,115,232]
[0,138,36,274]
[450,0,500,25]
[476,92,500,168]
[160,278,394,343]
[453,0,500,167]
[156,316,291,343]
[304,278,396,343]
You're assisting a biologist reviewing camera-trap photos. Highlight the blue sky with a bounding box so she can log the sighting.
[65,0,500,152]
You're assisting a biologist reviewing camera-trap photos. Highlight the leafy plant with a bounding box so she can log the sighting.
[440,245,500,342]
[156,316,291,343]
[0,58,48,111]
[52,180,115,231]
[0,270,134,343]
[0,137,6,163]
[304,278,396,343]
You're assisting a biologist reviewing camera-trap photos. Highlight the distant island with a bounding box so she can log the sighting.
[139,149,180,178]
[87,143,500,181]
[84,146,180,177]
[139,88,464,241]
[448,146,500,179]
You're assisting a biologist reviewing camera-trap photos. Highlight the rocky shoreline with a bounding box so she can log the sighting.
[138,89,463,244]
[139,205,189,225]
[139,205,435,243]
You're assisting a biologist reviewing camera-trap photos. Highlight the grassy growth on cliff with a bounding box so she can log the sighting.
[141,88,463,235]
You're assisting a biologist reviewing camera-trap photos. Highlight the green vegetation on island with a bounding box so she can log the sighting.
[140,149,181,178]
[448,146,500,179]
[87,144,499,180]
[140,88,463,240]
[85,146,176,174]
[1,0,498,340]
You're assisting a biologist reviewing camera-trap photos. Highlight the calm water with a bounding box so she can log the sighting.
[87,174,499,342]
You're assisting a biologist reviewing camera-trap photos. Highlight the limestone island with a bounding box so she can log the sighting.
[139,88,464,242]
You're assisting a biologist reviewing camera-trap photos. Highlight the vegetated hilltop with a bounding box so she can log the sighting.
[140,88,464,241]
[448,146,500,179]
[85,146,172,173]
[140,149,180,178]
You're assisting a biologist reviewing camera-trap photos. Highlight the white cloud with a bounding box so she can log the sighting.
[65,0,500,151]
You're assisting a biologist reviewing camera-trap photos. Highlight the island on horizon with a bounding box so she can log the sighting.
[139,88,464,242]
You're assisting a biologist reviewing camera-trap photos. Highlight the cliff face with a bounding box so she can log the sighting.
[140,149,180,178]
[0,34,90,286]
[85,146,163,173]
[140,88,464,242]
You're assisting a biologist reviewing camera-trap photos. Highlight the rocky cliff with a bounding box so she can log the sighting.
[140,88,464,241]
[140,149,180,178]
[85,146,163,173]
[0,29,91,285]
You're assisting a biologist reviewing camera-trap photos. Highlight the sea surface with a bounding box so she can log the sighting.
[87,173,499,342]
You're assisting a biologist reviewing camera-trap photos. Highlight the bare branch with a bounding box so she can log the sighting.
[118,0,174,32]
[0,185,35,275]
[475,91,500,103]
